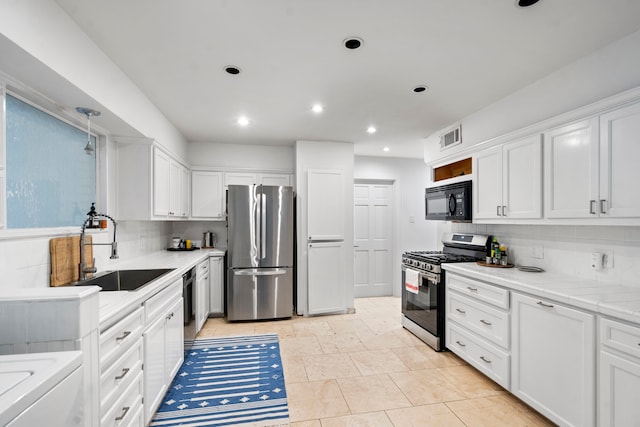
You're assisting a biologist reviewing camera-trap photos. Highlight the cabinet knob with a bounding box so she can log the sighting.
[480,319,492,326]
[480,356,492,364]
[456,308,466,315]
[536,301,554,308]
[467,286,478,293]
[115,407,130,422]
[456,340,466,347]
[115,368,130,380]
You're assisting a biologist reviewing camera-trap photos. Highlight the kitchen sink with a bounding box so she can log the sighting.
[73,268,175,291]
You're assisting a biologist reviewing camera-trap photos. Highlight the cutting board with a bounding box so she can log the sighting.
[50,235,93,286]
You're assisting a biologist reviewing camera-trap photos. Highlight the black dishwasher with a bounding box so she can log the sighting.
[182,266,196,325]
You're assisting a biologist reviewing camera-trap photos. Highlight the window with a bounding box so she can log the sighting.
[4,93,96,228]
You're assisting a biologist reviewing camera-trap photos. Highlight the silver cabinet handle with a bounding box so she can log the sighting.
[537,301,554,308]
[115,407,130,422]
[456,340,466,347]
[467,286,478,292]
[480,356,492,364]
[589,200,596,215]
[115,368,130,380]
[167,312,174,320]
[456,308,466,314]
[600,199,608,214]
[115,331,131,341]
[496,205,501,216]
[480,319,492,326]
[502,206,507,216]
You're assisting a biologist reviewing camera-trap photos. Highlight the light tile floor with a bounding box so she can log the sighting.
[195,297,556,427]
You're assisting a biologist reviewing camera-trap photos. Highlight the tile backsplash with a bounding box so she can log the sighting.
[441,222,640,288]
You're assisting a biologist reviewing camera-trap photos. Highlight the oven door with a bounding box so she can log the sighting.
[401,265,439,338]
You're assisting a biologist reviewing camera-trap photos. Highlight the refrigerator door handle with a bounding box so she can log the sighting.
[233,269,287,276]
[261,192,267,259]
[254,187,261,262]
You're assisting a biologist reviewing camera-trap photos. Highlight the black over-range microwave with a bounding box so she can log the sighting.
[425,180,472,222]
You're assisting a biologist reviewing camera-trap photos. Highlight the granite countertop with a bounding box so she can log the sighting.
[91,248,225,330]
[443,263,640,325]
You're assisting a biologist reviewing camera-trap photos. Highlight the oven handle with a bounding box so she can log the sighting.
[402,265,439,283]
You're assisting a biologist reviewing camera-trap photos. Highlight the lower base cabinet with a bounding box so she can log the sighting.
[599,318,640,427]
[511,292,595,427]
[143,280,184,424]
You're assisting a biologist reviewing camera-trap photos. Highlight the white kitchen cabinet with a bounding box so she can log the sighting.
[307,169,344,240]
[259,173,290,186]
[208,256,224,315]
[307,241,345,315]
[194,259,210,333]
[117,140,190,220]
[224,171,291,187]
[599,318,640,427]
[599,102,640,218]
[153,148,171,217]
[224,171,257,187]
[545,103,640,219]
[511,292,595,427]
[445,273,511,389]
[143,279,184,424]
[544,117,599,218]
[473,134,542,220]
[191,170,224,220]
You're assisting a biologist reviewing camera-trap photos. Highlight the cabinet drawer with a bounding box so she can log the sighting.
[601,317,640,359]
[121,402,144,427]
[100,306,144,367]
[447,322,510,389]
[100,338,143,413]
[145,278,182,324]
[197,260,209,275]
[447,291,510,349]
[446,273,509,309]
[101,370,143,427]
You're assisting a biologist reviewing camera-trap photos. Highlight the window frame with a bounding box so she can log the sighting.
[0,80,106,238]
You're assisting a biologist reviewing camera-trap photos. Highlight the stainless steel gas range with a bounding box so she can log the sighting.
[401,233,491,351]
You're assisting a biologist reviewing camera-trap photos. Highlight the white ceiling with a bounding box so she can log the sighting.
[54,0,640,158]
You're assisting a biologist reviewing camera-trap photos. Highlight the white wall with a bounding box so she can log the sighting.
[0,0,187,159]
[354,156,440,296]
[188,142,294,171]
[425,29,640,163]
[441,222,640,289]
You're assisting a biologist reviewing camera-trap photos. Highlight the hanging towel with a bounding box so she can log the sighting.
[405,268,420,294]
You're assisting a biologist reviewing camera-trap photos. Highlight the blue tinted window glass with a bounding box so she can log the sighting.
[6,95,96,228]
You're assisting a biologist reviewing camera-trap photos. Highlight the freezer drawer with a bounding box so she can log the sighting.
[227,267,293,321]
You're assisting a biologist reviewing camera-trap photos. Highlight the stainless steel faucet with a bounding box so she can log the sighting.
[79,206,118,281]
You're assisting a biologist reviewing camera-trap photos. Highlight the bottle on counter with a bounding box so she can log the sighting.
[500,245,508,265]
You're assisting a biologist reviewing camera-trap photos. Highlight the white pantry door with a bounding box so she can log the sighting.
[353,182,393,298]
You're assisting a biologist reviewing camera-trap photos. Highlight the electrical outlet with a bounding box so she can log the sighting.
[591,252,604,271]
[603,251,614,269]
[531,245,544,259]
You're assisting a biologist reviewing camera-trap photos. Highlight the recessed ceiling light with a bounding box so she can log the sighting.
[517,0,540,7]
[343,37,363,50]
[367,126,377,134]
[383,147,390,152]
[312,104,323,113]
[225,66,241,75]
[413,85,428,93]
[237,116,250,126]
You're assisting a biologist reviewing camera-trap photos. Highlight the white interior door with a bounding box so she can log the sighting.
[353,182,393,298]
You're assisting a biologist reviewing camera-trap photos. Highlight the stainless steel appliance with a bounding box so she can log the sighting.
[226,185,294,321]
[183,266,196,325]
[401,233,490,351]
[425,180,472,222]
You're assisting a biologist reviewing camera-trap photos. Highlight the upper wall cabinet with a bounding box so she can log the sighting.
[544,118,599,218]
[545,102,640,219]
[307,169,344,240]
[191,171,224,220]
[474,134,542,220]
[599,102,640,218]
[224,172,291,187]
[117,141,190,220]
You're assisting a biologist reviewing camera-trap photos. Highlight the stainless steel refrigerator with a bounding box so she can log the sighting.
[226,185,294,320]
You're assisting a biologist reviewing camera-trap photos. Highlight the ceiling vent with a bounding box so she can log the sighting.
[440,125,462,151]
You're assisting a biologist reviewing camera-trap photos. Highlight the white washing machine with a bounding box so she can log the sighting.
[0,351,84,427]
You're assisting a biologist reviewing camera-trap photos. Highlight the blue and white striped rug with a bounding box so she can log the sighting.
[150,334,289,427]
